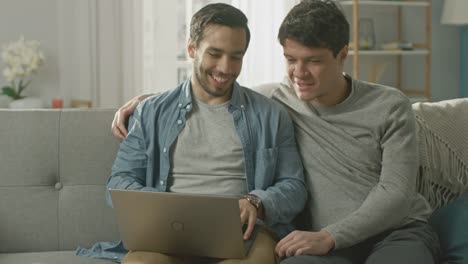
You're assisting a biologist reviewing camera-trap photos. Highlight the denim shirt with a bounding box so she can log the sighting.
[77,80,307,262]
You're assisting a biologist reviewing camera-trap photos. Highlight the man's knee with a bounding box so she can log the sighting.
[365,239,438,264]
[247,228,278,263]
[217,228,278,264]
[365,222,440,264]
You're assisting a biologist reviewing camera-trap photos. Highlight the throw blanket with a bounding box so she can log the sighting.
[413,98,468,209]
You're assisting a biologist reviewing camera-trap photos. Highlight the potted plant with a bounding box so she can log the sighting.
[1,36,45,108]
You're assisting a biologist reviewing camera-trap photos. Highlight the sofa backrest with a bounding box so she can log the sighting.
[0,109,120,253]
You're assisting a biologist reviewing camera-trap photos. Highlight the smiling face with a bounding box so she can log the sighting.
[188,25,247,105]
[283,38,349,106]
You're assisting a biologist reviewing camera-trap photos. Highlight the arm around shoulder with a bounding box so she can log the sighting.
[111,93,158,140]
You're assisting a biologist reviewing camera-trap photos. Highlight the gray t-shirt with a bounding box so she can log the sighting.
[168,97,247,196]
[255,75,432,249]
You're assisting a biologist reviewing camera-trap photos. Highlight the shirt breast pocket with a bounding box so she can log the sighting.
[254,147,278,189]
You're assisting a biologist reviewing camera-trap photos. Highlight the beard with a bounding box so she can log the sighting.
[192,57,236,98]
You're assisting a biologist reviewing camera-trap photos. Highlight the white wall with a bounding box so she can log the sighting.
[0,0,60,106]
[0,0,462,107]
[0,0,126,108]
[55,0,98,108]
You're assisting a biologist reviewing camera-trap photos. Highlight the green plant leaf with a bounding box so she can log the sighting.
[1,86,21,100]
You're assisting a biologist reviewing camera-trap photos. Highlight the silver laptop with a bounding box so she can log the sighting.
[109,189,246,259]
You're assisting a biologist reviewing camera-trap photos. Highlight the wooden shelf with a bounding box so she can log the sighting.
[347,0,431,101]
[340,1,429,7]
[348,49,429,56]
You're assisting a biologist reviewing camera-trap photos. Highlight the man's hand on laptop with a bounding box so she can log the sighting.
[239,196,264,240]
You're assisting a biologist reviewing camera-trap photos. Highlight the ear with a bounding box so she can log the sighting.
[187,38,196,59]
[338,45,348,64]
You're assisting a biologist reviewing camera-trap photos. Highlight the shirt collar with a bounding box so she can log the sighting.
[178,79,247,111]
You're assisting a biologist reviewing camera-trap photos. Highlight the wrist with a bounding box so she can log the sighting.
[240,194,264,219]
[319,229,336,252]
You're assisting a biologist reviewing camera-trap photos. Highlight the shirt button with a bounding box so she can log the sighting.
[178,103,182,107]
[163,147,167,153]
[177,120,183,125]
[186,105,191,110]
[54,182,63,191]
[241,105,245,109]
[160,180,164,185]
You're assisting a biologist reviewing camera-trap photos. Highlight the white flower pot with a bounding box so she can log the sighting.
[9,97,44,109]
[0,96,13,108]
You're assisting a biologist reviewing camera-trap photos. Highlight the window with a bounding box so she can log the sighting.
[70,1,298,107]
[140,0,298,94]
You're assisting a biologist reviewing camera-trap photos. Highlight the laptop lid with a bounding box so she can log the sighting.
[109,189,245,259]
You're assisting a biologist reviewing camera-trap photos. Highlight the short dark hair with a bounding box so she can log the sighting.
[190,3,251,50]
[278,0,349,57]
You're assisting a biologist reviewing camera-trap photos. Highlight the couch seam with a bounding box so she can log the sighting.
[57,109,62,251]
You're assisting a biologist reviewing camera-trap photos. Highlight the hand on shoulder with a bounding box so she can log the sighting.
[111,94,153,140]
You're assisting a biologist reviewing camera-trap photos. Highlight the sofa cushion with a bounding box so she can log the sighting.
[0,109,120,253]
[59,185,119,250]
[0,110,59,187]
[0,111,60,253]
[58,110,121,250]
[60,110,120,185]
[430,194,468,264]
[0,187,58,253]
[0,251,114,264]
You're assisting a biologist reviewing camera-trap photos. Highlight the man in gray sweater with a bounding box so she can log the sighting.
[268,1,440,263]
[111,0,440,263]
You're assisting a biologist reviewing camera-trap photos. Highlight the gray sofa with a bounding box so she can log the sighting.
[0,109,120,264]
[0,99,467,264]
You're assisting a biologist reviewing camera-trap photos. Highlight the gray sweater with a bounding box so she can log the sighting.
[255,76,431,249]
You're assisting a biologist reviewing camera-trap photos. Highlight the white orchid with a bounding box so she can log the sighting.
[1,36,45,100]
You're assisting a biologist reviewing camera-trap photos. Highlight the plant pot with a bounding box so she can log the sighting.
[9,97,44,109]
[0,96,13,108]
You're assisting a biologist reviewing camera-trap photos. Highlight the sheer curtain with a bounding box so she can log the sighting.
[231,0,298,88]
[58,1,297,107]
[57,0,140,108]
[139,0,298,95]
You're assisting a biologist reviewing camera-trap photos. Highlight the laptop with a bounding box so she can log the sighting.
[109,189,247,259]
